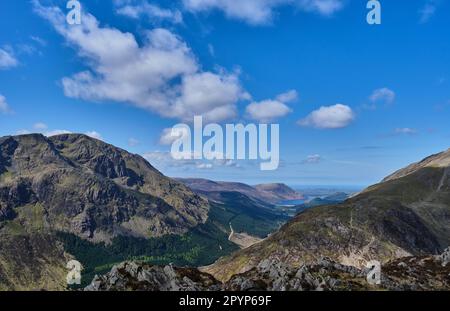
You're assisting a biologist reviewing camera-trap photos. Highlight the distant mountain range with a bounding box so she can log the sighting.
[177,178,303,204]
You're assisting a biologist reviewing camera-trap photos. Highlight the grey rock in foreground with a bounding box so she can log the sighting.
[85,249,450,291]
[85,262,221,291]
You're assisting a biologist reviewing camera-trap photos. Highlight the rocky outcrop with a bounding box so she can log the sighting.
[85,249,450,291]
[438,247,450,266]
[85,262,221,291]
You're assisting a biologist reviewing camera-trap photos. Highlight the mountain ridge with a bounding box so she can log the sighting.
[0,133,209,242]
[383,148,450,182]
[177,178,303,204]
[203,149,450,282]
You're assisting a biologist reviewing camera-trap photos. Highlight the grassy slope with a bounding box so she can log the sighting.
[0,234,69,290]
[205,167,450,282]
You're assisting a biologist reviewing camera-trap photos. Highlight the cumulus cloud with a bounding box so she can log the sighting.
[45,129,72,137]
[298,104,355,129]
[0,94,11,114]
[142,150,238,171]
[18,122,72,137]
[0,48,18,70]
[183,0,344,25]
[246,90,297,122]
[85,131,103,140]
[246,101,291,122]
[114,0,183,24]
[369,87,396,105]
[276,90,298,103]
[46,129,102,139]
[33,0,248,122]
[16,123,103,140]
[159,127,191,145]
[16,129,31,135]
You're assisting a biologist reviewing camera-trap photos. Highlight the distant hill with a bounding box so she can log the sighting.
[177,178,303,204]
[254,183,304,201]
[293,192,350,212]
[204,149,450,282]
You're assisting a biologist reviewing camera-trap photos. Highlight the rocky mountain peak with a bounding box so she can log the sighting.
[0,133,209,242]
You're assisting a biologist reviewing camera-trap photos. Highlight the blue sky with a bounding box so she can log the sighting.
[0,0,449,186]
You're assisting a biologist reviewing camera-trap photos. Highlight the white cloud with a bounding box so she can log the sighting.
[183,0,344,25]
[15,123,80,137]
[128,137,140,146]
[33,122,48,130]
[0,48,18,70]
[44,129,72,137]
[0,94,11,114]
[302,154,322,164]
[246,90,296,122]
[143,151,197,169]
[159,127,190,145]
[298,104,355,129]
[114,0,183,24]
[394,128,418,135]
[172,71,249,122]
[33,1,248,123]
[85,131,103,140]
[369,87,396,105]
[297,0,344,16]
[142,150,239,171]
[30,36,47,46]
[276,89,298,103]
[16,129,31,135]
[419,1,437,23]
[246,100,291,123]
